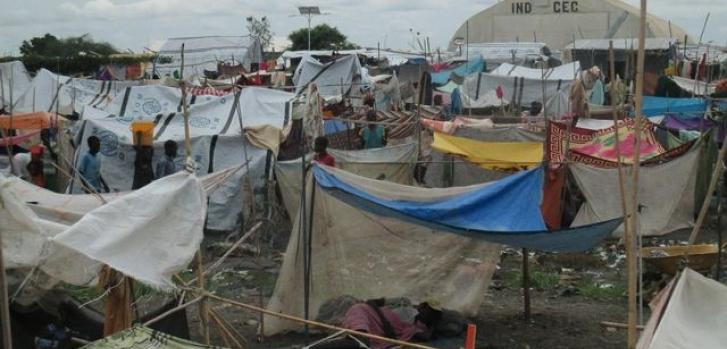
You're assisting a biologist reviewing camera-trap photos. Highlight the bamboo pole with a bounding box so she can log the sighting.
[522,248,530,322]
[196,251,210,345]
[609,40,631,247]
[0,225,13,349]
[205,293,440,349]
[208,309,245,349]
[143,296,203,327]
[208,307,248,347]
[627,1,648,347]
[689,141,727,244]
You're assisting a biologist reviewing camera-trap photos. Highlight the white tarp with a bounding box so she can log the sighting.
[460,72,571,117]
[489,62,580,80]
[264,168,501,335]
[72,116,269,231]
[152,36,262,78]
[293,55,363,97]
[671,76,716,96]
[570,148,698,236]
[639,268,727,349]
[52,172,206,290]
[0,61,32,110]
[275,143,418,219]
[459,42,546,66]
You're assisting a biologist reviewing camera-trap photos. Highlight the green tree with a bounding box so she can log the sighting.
[246,16,273,51]
[288,24,358,51]
[19,33,118,57]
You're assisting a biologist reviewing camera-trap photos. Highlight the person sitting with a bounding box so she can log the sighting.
[360,110,386,149]
[313,136,336,167]
[156,140,179,179]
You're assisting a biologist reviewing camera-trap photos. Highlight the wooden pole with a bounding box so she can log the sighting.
[689,141,727,244]
[0,228,13,349]
[609,40,631,243]
[522,248,531,322]
[627,1,648,347]
[143,296,203,327]
[196,251,210,345]
[206,293,441,349]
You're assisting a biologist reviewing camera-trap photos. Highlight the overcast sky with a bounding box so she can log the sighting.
[0,0,725,56]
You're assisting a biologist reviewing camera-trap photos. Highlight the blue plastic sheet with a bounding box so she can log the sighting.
[313,165,622,252]
[431,56,485,85]
[641,96,707,117]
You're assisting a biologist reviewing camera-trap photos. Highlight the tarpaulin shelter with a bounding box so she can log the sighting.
[456,43,546,67]
[460,72,571,117]
[424,124,545,187]
[274,143,418,219]
[637,269,727,349]
[570,145,699,237]
[152,35,263,78]
[641,96,707,117]
[0,170,224,294]
[430,56,485,85]
[293,54,364,97]
[0,61,32,110]
[72,87,294,231]
[432,132,543,171]
[489,61,580,80]
[265,164,621,334]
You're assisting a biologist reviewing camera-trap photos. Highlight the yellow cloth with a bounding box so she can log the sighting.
[244,125,285,156]
[432,132,543,171]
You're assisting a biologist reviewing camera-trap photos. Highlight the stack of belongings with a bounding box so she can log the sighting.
[264,162,622,336]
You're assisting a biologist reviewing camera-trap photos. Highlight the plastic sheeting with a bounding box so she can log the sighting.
[461,73,571,117]
[275,144,418,219]
[152,36,262,77]
[53,172,205,290]
[489,62,580,81]
[312,164,621,252]
[0,61,32,110]
[432,132,543,171]
[265,167,502,335]
[293,55,363,97]
[431,56,485,85]
[638,269,727,349]
[72,117,269,231]
[570,147,698,236]
[641,96,707,117]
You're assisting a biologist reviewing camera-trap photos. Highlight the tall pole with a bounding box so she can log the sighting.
[0,225,12,349]
[627,1,648,347]
[307,14,312,52]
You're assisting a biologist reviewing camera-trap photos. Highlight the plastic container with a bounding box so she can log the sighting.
[130,121,155,146]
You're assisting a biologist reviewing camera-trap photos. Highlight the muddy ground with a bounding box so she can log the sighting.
[167,213,727,349]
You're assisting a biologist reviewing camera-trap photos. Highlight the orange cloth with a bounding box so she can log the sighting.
[0,112,61,129]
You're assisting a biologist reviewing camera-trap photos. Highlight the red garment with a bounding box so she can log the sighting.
[342,304,424,349]
[314,152,336,167]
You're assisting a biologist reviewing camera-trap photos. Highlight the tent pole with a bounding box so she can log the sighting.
[0,229,13,349]
[521,248,530,322]
[716,180,723,281]
[627,1,648,347]
[689,140,727,244]
[609,40,630,257]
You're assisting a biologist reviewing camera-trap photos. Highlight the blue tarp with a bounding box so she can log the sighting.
[641,96,707,117]
[431,56,485,85]
[324,119,351,135]
[313,165,621,252]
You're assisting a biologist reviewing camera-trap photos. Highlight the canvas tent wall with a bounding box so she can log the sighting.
[0,61,32,111]
[152,35,262,78]
[490,61,580,80]
[456,42,546,68]
[570,146,699,236]
[460,72,571,116]
[637,268,727,349]
[293,54,364,97]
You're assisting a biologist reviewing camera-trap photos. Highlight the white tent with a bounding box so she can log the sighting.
[152,36,262,78]
[293,54,364,97]
[0,61,32,111]
[638,269,727,349]
[489,61,580,80]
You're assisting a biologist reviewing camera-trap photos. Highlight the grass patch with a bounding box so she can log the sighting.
[576,278,625,300]
[504,270,560,290]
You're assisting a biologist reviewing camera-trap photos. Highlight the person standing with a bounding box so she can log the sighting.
[313,136,336,167]
[26,145,46,188]
[79,136,106,193]
[155,140,180,179]
[360,110,386,149]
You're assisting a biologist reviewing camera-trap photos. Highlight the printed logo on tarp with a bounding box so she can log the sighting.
[95,129,119,157]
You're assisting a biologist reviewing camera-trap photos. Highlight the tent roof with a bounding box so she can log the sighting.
[158,35,258,53]
[565,38,675,51]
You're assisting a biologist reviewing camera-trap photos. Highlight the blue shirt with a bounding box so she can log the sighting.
[361,125,385,149]
[155,156,178,179]
[79,153,102,191]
